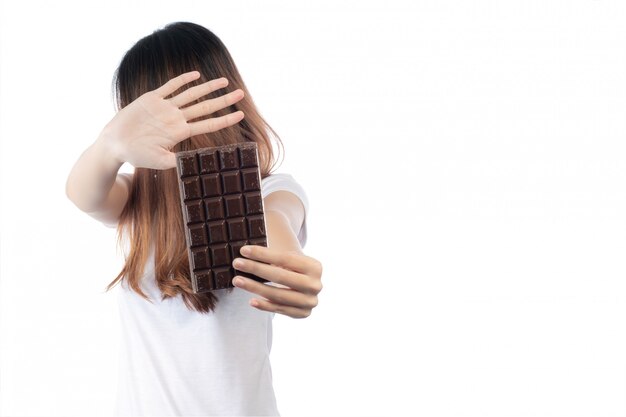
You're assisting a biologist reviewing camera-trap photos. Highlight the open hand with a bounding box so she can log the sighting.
[101,70,245,170]
[231,245,323,319]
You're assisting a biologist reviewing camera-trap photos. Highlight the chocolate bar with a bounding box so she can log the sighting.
[175,142,268,293]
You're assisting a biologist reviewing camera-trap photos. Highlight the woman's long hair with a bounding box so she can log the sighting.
[104,21,283,313]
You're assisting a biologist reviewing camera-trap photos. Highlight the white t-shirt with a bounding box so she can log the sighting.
[107,172,309,416]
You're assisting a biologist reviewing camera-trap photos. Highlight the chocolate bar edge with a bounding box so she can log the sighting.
[174,152,201,293]
[175,141,258,160]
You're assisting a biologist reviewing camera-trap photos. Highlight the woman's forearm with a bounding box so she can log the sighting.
[264,210,303,253]
[65,131,123,213]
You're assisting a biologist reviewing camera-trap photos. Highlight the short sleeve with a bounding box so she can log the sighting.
[260,173,309,248]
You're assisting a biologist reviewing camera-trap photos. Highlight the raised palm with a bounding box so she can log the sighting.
[104,71,244,169]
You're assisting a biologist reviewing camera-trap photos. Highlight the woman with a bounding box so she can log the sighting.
[65,21,323,416]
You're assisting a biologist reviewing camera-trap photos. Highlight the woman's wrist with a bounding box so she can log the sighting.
[95,126,126,167]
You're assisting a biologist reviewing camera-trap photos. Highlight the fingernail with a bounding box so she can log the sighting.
[233,258,245,268]
[240,246,251,256]
[233,277,244,287]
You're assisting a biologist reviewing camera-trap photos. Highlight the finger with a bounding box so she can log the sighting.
[169,77,230,108]
[249,297,311,319]
[232,275,318,310]
[187,111,244,137]
[232,257,316,295]
[239,245,317,275]
[181,89,244,121]
[154,70,201,99]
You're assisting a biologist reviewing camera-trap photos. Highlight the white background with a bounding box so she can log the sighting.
[1,0,625,416]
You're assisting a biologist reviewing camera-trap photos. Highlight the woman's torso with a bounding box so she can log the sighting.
[114,247,279,416]
[113,172,309,416]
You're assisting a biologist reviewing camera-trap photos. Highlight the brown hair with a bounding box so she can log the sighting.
[103,21,284,313]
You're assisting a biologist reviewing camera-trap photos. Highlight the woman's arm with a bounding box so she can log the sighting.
[263,190,306,253]
[231,190,323,318]
[65,70,245,226]
[65,132,130,226]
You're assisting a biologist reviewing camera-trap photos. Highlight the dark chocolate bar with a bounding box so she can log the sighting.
[175,142,268,293]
